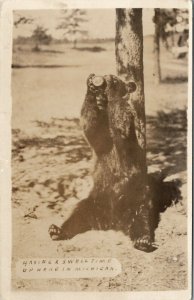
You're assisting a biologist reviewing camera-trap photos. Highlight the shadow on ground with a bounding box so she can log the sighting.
[162,76,188,84]
[75,46,106,52]
[15,47,65,54]
[147,108,187,176]
[32,48,65,54]
[12,64,81,69]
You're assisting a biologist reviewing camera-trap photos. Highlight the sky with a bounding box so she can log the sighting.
[13,9,155,39]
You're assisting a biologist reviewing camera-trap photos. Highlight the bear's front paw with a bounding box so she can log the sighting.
[134,235,156,252]
[48,224,62,240]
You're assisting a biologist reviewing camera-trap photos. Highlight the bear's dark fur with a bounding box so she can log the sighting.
[49,74,181,252]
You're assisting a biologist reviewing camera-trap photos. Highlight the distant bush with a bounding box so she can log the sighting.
[31,26,53,51]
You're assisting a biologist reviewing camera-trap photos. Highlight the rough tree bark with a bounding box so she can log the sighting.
[115,9,146,172]
[153,9,162,84]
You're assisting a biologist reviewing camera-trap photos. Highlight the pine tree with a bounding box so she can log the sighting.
[57,9,88,48]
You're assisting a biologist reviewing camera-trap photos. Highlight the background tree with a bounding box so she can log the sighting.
[14,13,33,27]
[57,9,88,48]
[159,9,188,48]
[31,26,52,51]
[153,9,162,84]
[153,8,189,84]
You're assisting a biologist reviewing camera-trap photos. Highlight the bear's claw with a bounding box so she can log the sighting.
[134,236,156,252]
[48,224,62,240]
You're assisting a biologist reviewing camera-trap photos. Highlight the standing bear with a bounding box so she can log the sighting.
[49,74,165,252]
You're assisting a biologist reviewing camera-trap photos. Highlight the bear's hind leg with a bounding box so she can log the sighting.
[130,201,156,252]
[48,196,100,241]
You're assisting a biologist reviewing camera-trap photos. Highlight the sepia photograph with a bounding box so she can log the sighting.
[0,1,191,297]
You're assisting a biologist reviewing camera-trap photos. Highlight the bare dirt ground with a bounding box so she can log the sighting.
[11,39,188,291]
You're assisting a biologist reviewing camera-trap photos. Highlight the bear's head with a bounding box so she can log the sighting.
[87,73,136,103]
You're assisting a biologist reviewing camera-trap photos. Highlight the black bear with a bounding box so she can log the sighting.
[49,74,180,252]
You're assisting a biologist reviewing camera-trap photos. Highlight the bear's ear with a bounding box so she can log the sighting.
[87,73,95,84]
[126,81,136,93]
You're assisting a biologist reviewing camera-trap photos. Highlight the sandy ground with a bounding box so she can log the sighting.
[11,39,189,291]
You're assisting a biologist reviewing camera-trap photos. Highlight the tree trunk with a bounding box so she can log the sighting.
[73,39,77,49]
[171,30,175,47]
[33,43,40,52]
[153,9,162,84]
[115,8,146,174]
